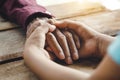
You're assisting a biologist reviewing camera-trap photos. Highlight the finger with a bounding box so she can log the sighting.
[63,31,79,60]
[54,20,80,32]
[38,20,56,33]
[54,20,94,39]
[46,32,65,59]
[45,47,57,61]
[54,29,73,64]
[45,46,53,52]
[47,19,56,32]
[27,19,56,38]
[47,18,56,25]
[49,25,56,32]
[27,20,40,38]
[70,30,81,49]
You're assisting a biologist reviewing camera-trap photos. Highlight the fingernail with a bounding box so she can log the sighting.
[49,25,56,32]
[73,53,79,60]
[66,57,73,64]
[59,52,65,59]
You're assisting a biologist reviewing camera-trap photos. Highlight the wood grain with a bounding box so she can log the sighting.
[0,2,119,80]
[0,15,19,31]
[0,60,38,80]
[0,28,25,62]
[46,1,106,19]
[69,10,120,36]
[1,10,120,62]
[0,1,106,31]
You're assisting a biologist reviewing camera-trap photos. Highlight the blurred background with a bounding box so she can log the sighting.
[37,0,120,10]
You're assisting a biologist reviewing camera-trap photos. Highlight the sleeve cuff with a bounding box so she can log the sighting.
[17,6,53,30]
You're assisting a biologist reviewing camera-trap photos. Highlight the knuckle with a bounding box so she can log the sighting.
[59,34,66,40]
[64,31,73,38]
[58,50,63,54]
[63,20,70,23]
[64,53,71,57]
[47,33,54,38]
[55,30,66,40]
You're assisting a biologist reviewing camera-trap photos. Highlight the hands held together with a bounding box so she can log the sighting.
[25,18,114,64]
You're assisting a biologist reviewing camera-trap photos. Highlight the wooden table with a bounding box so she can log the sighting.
[1,1,120,80]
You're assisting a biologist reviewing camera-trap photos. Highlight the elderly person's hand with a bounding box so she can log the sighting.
[54,20,115,58]
[24,19,55,59]
[26,18,80,64]
[23,20,89,80]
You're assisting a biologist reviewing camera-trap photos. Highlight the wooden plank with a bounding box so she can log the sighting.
[0,60,38,80]
[82,10,120,35]
[0,21,18,31]
[0,60,95,80]
[0,1,106,31]
[0,28,25,62]
[46,1,106,19]
[69,10,120,36]
[1,10,120,62]
[0,15,19,31]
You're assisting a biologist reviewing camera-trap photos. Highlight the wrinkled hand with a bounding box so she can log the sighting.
[25,19,55,59]
[54,20,114,58]
[46,29,80,64]
[27,18,80,64]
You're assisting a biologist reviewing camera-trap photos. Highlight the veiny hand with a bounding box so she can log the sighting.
[54,20,114,58]
[25,19,55,59]
[27,18,80,64]
[46,29,80,64]
[23,22,90,80]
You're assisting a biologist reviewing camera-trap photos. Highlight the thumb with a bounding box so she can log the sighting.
[54,20,78,29]
[54,20,95,39]
[49,24,56,32]
[40,20,56,33]
[54,20,82,35]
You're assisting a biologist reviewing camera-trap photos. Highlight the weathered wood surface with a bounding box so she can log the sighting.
[0,60,95,80]
[0,60,38,80]
[0,16,18,31]
[69,10,120,36]
[1,10,120,62]
[46,1,106,19]
[0,2,120,80]
[0,28,25,62]
[0,1,106,62]
[0,1,106,31]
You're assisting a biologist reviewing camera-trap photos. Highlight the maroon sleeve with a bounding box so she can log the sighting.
[0,0,52,29]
